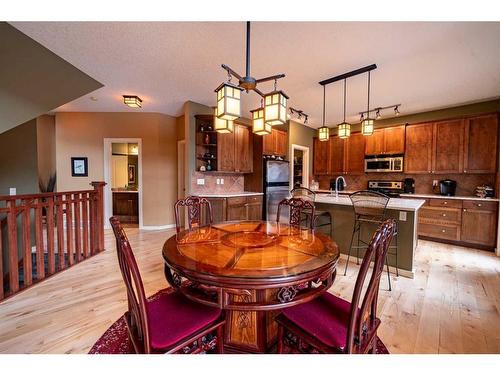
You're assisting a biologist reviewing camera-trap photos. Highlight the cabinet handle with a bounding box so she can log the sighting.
[443,201,448,205]
[477,203,482,207]
[463,209,467,212]
[441,229,446,233]
[464,170,467,173]
[442,213,446,217]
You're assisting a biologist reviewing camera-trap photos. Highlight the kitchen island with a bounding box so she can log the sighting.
[314,195,426,278]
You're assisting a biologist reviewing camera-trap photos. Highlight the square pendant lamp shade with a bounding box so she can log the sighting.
[361,118,374,136]
[214,106,234,133]
[338,122,351,139]
[264,90,288,126]
[251,107,271,135]
[215,82,243,121]
[318,126,330,141]
[123,95,142,108]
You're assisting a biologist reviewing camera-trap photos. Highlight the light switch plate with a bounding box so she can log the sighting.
[221,178,224,185]
[9,187,16,196]
[216,178,220,185]
[197,178,205,185]
[399,211,407,221]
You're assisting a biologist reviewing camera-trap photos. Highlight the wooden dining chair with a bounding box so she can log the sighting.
[275,218,396,354]
[277,197,316,229]
[174,196,213,233]
[110,217,225,354]
[291,187,333,236]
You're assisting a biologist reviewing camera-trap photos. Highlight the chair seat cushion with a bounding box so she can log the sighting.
[282,292,352,350]
[147,291,222,350]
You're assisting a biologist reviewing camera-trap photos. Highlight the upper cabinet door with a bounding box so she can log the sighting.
[364,129,384,155]
[217,131,235,172]
[464,114,498,174]
[432,119,464,174]
[404,123,433,174]
[330,135,345,174]
[313,137,331,175]
[384,125,406,155]
[262,131,274,155]
[275,130,288,157]
[345,132,366,174]
[234,124,253,173]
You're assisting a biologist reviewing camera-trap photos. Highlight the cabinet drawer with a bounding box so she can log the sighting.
[246,195,263,204]
[419,222,460,241]
[419,207,461,224]
[428,198,462,209]
[227,196,247,206]
[462,200,498,211]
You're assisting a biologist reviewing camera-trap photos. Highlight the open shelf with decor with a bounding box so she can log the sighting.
[195,114,218,172]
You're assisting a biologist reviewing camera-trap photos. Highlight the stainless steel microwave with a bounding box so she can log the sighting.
[364,155,404,172]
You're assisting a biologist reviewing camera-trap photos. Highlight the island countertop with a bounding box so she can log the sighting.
[314,195,426,211]
[192,192,263,198]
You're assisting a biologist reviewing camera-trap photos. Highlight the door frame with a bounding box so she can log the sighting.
[103,138,143,229]
[290,144,310,188]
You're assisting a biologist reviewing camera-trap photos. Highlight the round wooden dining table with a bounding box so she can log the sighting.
[162,220,339,353]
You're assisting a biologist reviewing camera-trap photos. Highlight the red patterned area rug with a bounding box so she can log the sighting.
[89,287,389,354]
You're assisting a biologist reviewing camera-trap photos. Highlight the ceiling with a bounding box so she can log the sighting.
[10,22,500,128]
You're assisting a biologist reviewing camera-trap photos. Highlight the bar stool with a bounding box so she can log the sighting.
[343,190,398,291]
[290,187,333,237]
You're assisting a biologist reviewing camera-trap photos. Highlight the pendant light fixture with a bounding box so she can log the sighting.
[337,79,351,139]
[361,70,374,136]
[213,106,234,133]
[318,85,330,141]
[251,100,271,135]
[123,95,142,108]
[215,22,288,134]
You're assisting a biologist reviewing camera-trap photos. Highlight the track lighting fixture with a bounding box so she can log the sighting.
[289,107,310,125]
[375,109,382,120]
[394,105,400,116]
[359,104,402,119]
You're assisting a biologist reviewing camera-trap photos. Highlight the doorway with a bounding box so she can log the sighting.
[291,144,310,189]
[103,138,143,229]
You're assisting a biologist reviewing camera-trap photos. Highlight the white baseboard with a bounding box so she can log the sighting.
[139,223,176,231]
[339,253,415,279]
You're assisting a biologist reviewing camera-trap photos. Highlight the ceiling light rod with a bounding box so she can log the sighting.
[318,64,377,86]
[289,107,309,119]
[221,21,285,97]
[358,103,401,115]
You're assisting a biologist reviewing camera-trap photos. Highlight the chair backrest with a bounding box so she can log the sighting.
[174,196,213,233]
[349,190,390,219]
[345,218,396,353]
[290,187,316,203]
[110,216,151,353]
[277,197,316,229]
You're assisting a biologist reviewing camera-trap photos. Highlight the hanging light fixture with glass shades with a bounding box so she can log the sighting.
[251,100,271,135]
[214,21,287,134]
[213,106,234,133]
[337,79,351,139]
[361,70,374,136]
[317,85,330,141]
[123,95,142,108]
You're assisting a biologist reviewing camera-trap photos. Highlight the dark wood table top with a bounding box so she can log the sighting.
[162,220,339,285]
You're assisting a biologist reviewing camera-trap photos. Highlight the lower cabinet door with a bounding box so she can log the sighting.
[461,209,497,247]
[246,202,263,220]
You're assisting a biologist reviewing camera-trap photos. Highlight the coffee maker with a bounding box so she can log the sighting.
[439,179,457,196]
[403,178,415,194]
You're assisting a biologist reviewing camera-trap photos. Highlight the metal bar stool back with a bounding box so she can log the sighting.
[290,187,333,237]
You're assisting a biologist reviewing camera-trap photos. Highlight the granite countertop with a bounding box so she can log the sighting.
[112,190,139,193]
[315,195,426,212]
[313,189,357,195]
[400,193,499,202]
[192,192,264,198]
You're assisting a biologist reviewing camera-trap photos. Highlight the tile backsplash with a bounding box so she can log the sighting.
[315,173,496,196]
[191,172,245,194]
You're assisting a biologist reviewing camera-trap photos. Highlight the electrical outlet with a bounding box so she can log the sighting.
[9,187,16,196]
[399,211,407,221]
[197,178,205,185]
[216,178,220,185]
[432,180,438,187]
[221,178,224,185]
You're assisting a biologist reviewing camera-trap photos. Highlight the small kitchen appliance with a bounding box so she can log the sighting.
[367,180,404,198]
[403,178,415,194]
[364,154,404,173]
[439,179,457,196]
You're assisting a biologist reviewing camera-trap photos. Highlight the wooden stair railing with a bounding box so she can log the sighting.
[0,182,106,302]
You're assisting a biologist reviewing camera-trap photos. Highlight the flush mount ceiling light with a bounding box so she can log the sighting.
[123,95,142,108]
[317,86,330,141]
[215,22,288,133]
[337,79,351,139]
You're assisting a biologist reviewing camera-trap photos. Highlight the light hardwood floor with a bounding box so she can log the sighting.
[0,227,499,354]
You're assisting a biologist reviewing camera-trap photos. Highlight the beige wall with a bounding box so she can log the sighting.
[288,120,315,184]
[0,119,39,195]
[36,114,56,190]
[55,112,177,226]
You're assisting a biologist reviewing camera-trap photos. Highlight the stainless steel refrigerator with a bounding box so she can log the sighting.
[263,160,290,222]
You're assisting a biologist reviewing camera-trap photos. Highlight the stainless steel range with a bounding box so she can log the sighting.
[367,180,404,198]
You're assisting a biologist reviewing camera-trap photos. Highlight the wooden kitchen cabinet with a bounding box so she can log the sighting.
[365,125,405,155]
[345,132,366,174]
[404,122,434,173]
[112,192,139,224]
[329,135,345,174]
[227,196,248,221]
[460,200,498,247]
[432,119,464,174]
[313,137,331,175]
[217,123,253,173]
[464,114,498,174]
[246,195,263,220]
[263,129,288,157]
[204,195,263,223]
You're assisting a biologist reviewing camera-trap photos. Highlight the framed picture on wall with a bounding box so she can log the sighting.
[128,164,136,184]
[71,157,88,177]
